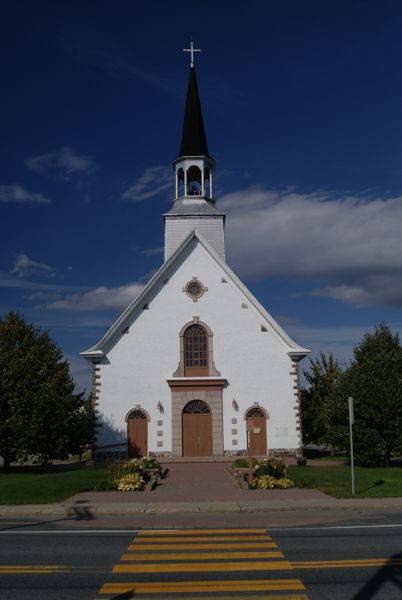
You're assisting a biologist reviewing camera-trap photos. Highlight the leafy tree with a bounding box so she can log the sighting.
[340,323,402,466]
[301,352,344,453]
[0,312,89,472]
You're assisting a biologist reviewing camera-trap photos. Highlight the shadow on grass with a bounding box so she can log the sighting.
[357,479,386,495]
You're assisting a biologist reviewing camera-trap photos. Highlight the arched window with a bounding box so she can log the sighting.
[183,399,210,414]
[127,409,147,420]
[246,407,265,418]
[184,324,208,376]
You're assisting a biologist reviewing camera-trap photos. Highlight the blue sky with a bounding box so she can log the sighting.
[2,0,402,392]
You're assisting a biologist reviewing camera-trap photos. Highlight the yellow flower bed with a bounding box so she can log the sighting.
[252,475,295,490]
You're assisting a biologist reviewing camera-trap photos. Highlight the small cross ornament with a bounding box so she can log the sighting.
[183,41,201,67]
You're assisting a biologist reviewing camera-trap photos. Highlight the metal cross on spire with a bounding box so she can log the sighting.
[183,41,201,67]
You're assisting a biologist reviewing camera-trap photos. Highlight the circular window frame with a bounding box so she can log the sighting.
[183,278,208,302]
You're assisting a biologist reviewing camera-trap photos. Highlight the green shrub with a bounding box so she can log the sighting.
[93,478,118,491]
[231,457,259,469]
[140,457,162,470]
[254,459,287,478]
[354,429,387,467]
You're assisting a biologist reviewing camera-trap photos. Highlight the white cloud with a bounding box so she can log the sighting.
[220,187,402,307]
[11,254,55,278]
[122,166,172,202]
[25,147,97,176]
[0,184,50,204]
[141,246,164,256]
[41,282,144,311]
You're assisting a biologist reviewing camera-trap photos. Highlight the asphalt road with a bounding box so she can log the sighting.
[0,510,401,599]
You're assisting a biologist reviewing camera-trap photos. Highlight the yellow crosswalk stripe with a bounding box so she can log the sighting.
[132,534,270,542]
[113,560,292,573]
[100,578,306,594]
[94,590,308,600]
[292,558,402,569]
[121,550,284,560]
[137,528,267,535]
[128,541,278,550]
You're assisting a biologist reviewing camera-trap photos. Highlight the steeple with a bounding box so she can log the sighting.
[178,66,211,160]
[164,46,225,262]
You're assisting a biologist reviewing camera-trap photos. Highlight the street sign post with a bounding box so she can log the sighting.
[348,396,355,496]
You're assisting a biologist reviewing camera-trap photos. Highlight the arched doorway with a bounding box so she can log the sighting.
[246,407,267,456]
[127,409,148,458]
[182,400,212,457]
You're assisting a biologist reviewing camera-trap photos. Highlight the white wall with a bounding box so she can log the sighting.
[95,238,300,454]
[165,217,225,261]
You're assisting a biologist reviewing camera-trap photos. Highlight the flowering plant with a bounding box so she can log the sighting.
[252,475,295,490]
[116,473,145,491]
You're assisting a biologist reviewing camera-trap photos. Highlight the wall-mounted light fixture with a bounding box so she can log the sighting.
[157,401,164,413]
[232,398,239,411]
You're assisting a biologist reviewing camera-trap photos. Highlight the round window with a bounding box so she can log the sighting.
[184,279,206,301]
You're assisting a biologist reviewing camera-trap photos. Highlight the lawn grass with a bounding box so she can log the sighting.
[0,468,107,504]
[288,464,402,498]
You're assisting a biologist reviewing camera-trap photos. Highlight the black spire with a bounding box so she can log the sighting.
[178,66,211,158]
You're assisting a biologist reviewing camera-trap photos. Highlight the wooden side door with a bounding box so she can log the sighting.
[247,410,267,456]
[127,411,148,458]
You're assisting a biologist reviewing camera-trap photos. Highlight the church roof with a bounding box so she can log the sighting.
[164,197,225,217]
[178,66,211,159]
[81,230,310,360]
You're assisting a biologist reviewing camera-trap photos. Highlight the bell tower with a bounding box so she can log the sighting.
[164,44,225,262]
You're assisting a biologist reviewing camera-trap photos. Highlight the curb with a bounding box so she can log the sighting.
[1,497,402,517]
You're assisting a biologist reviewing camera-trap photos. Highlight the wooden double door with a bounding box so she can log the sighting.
[182,400,212,457]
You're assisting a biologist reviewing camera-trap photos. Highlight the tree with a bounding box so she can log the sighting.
[0,312,89,472]
[340,323,402,466]
[301,352,344,453]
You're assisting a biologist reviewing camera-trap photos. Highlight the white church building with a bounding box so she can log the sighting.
[81,52,309,460]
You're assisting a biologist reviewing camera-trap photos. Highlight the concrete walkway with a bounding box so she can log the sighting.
[1,461,402,517]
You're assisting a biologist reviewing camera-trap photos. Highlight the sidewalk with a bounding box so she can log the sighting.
[1,461,402,517]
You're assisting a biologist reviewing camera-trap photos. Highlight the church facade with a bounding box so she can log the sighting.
[81,59,309,460]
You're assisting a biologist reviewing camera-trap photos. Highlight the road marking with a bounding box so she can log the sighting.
[268,523,402,532]
[113,560,292,573]
[100,579,306,594]
[128,541,278,549]
[136,528,267,535]
[0,565,70,573]
[132,534,271,542]
[2,523,402,534]
[120,550,284,560]
[292,558,402,569]
[99,528,307,597]
[96,596,308,600]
